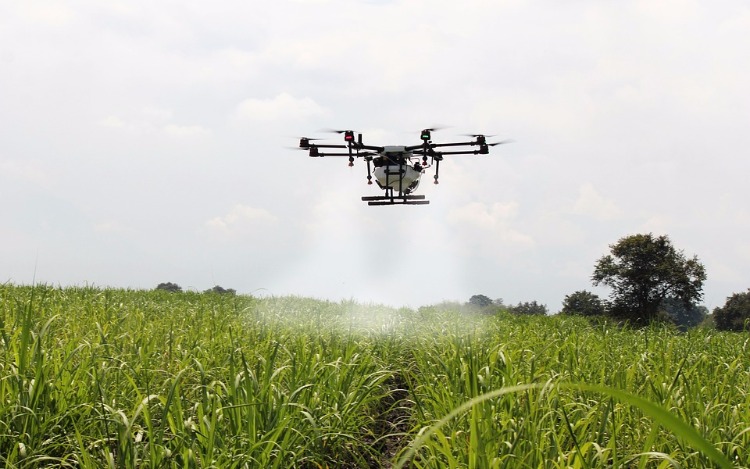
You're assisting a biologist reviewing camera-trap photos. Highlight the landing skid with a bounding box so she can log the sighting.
[361,194,429,206]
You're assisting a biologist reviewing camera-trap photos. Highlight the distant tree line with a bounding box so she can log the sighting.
[471,232,750,331]
[467,295,547,316]
[155,283,236,296]
[559,290,707,330]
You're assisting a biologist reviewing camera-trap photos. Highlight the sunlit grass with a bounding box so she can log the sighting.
[1,284,748,468]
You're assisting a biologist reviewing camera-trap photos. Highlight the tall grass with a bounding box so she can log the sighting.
[1,285,748,468]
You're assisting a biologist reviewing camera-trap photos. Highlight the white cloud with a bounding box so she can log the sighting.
[449,201,518,230]
[163,124,212,138]
[0,159,51,187]
[16,3,76,26]
[718,7,750,35]
[447,201,534,248]
[93,220,135,235]
[205,204,278,237]
[97,108,168,134]
[215,47,257,70]
[638,215,673,235]
[98,108,209,138]
[98,115,127,129]
[234,92,328,122]
[635,0,701,22]
[737,243,750,263]
[141,106,174,123]
[572,183,622,221]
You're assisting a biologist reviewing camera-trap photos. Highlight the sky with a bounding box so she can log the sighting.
[2,0,749,312]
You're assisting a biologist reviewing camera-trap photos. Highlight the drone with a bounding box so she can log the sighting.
[296,128,510,205]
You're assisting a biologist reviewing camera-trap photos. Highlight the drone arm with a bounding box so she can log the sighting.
[310,148,380,158]
[310,150,351,157]
[405,140,478,151]
[314,144,348,149]
[429,140,479,148]
[433,149,484,156]
[355,144,385,152]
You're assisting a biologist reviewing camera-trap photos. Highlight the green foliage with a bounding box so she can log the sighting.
[561,290,606,316]
[508,300,548,315]
[203,285,236,295]
[659,297,708,330]
[0,284,748,468]
[592,233,706,325]
[713,289,750,331]
[467,294,493,308]
[155,282,182,292]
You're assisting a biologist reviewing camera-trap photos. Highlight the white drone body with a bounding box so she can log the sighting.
[372,146,422,195]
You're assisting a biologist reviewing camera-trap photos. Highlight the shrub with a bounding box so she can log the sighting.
[204,285,237,295]
[155,282,182,292]
[713,289,750,331]
[560,290,606,316]
[509,300,548,315]
[467,294,493,308]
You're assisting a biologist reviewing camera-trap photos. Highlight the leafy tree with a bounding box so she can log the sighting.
[156,282,182,293]
[509,301,547,315]
[560,290,606,316]
[468,294,493,308]
[205,285,237,295]
[713,289,750,331]
[659,297,707,330]
[592,233,706,325]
